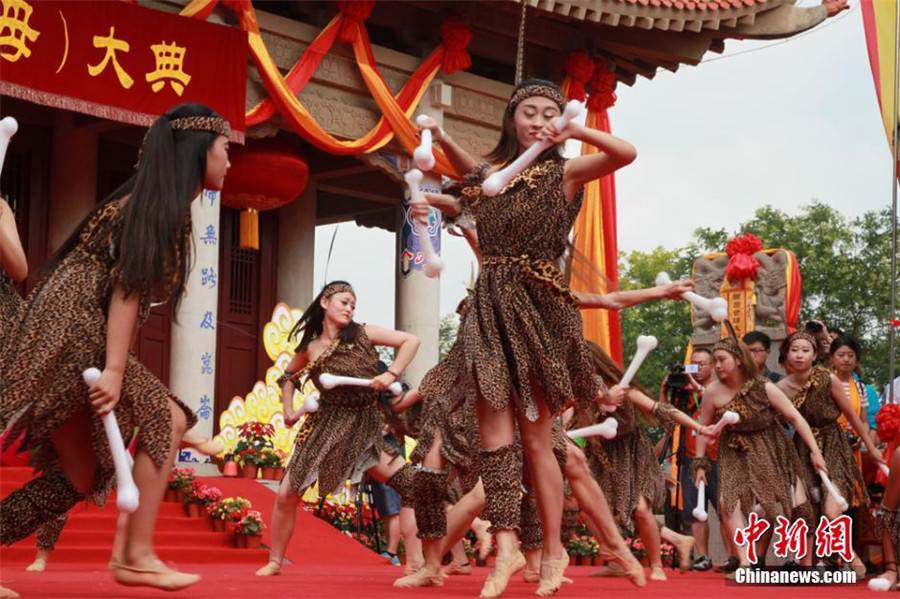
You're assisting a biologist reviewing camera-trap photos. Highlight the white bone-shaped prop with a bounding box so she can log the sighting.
[655,272,728,323]
[298,394,319,416]
[818,470,849,511]
[710,410,741,436]
[692,481,708,522]
[83,368,139,513]
[566,418,618,441]
[413,115,436,172]
[601,335,658,413]
[319,373,403,396]
[0,117,18,177]
[869,577,893,591]
[404,169,443,278]
[481,100,583,197]
[878,462,890,477]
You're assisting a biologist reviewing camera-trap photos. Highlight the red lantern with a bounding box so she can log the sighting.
[221,139,309,249]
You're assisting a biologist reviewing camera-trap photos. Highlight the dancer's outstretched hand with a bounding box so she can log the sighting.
[600,384,628,408]
[89,368,123,415]
[698,425,718,438]
[662,279,693,299]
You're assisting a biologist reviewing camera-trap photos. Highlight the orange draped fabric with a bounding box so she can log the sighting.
[179,0,460,177]
[562,79,623,364]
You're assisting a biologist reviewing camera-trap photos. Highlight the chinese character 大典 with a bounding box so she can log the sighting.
[815,515,854,562]
[0,0,40,63]
[201,267,217,289]
[197,394,212,420]
[732,512,771,565]
[200,351,212,375]
[145,41,191,96]
[200,224,217,245]
[772,515,809,560]
[199,311,215,330]
[87,26,134,89]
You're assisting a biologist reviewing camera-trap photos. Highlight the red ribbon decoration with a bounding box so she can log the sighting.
[337,1,375,43]
[564,50,594,102]
[440,17,472,75]
[725,233,764,282]
[587,58,617,112]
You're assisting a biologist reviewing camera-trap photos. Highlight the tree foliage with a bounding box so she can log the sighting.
[619,201,897,390]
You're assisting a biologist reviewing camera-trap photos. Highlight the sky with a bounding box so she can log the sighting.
[311,2,898,328]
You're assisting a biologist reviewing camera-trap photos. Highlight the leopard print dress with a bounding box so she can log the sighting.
[456,156,598,421]
[284,327,399,496]
[714,376,805,520]
[0,201,196,483]
[583,400,666,531]
[789,367,867,507]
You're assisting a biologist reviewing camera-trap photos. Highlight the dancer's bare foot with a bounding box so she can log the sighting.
[112,557,200,591]
[25,549,49,572]
[523,567,540,583]
[536,552,569,597]
[394,565,444,587]
[480,552,526,598]
[404,561,424,576]
[442,561,472,576]
[0,585,19,598]
[607,549,647,587]
[674,535,694,573]
[255,560,281,576]
[590,556,626,578]
[650,565,667,581]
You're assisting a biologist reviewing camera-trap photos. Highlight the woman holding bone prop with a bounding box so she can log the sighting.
[256,281,421,578]
[776,331,884,575]
[0,104,232,592]
[568,341,715,580]
[413,78,638,597]
[693,328,825,575]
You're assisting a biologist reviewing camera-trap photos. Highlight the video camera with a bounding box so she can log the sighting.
[664,363,699,390]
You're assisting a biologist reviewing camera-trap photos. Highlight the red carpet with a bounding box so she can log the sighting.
[0,564,872,599]
[0,467,872,597]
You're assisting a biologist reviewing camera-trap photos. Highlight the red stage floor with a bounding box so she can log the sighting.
[0,563,872,598]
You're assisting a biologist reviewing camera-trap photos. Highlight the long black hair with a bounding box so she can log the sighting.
[43,103,224,319]
[485,78,565,167]
[288,281,361,353]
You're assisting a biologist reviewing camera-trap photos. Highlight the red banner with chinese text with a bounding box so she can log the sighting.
[0,0,247,141]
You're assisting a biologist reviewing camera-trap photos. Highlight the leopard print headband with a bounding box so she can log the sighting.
[136,115,231,167]
[507,85,565,115]
[323,283,355,299]
[785,331,818,350]
[169,116,231,138]
[713,337,742,358]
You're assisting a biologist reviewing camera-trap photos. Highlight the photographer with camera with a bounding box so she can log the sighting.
[658,348,735,572]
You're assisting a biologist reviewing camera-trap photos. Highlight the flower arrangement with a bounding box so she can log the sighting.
[210,496,252,520]
[229,509,265,536]
[168,467,196,491]
[235,422,276,467]
[184,483,222,507]
[624,535,647,559]
[567,534,596,558]
[258,447,286,468]
[660,542,676,565]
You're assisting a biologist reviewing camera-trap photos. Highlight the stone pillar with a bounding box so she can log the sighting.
[171,190,221,468]
[395,82,451,383]
[277,177,316,308]
[47,112,98,253]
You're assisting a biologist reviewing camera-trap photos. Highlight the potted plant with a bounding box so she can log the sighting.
[210,497,251,533]
[235,422,276,479]
[230,509,265,548]
[167,467,195,502]
[258,447,284,480]
[185,483,222,519]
